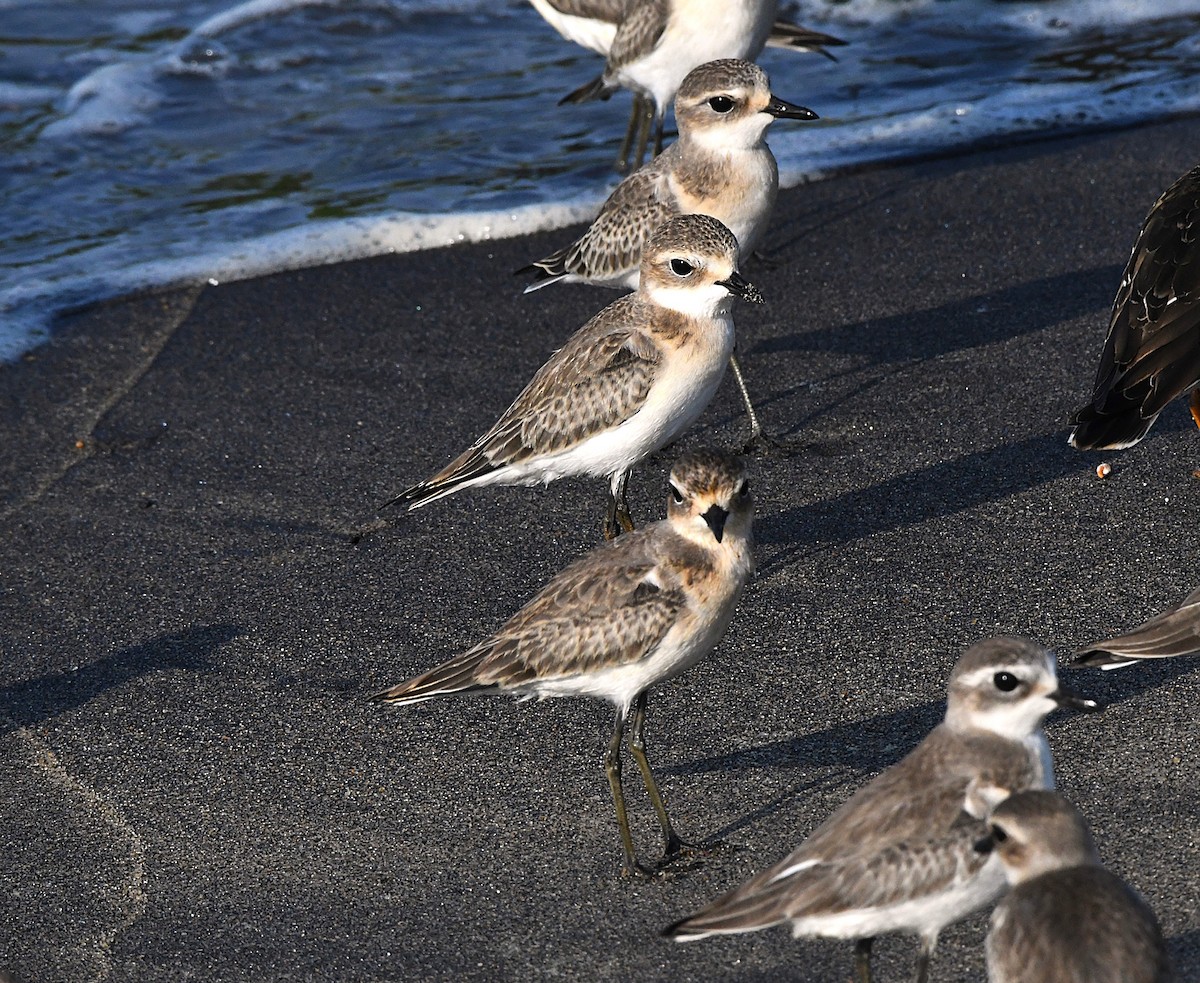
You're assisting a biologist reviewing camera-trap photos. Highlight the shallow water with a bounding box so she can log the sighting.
[2,0,1200,358]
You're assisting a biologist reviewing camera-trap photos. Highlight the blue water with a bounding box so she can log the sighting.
[2,0,1200,359]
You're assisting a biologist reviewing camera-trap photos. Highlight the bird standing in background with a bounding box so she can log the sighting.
[521,59,815,451]
[664,638,1100,983]
[978,790,1173,983]
[375,449,755,878]
[1074,585,1200,669]
[532,0,843,171]
[1069,163,1200,451]
[385,214,762,540]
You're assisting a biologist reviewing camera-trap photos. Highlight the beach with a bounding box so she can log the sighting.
[1,117,1198,981]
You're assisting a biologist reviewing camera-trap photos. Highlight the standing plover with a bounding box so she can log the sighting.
[663,638,1099,983]
[523,59,813,450]
[979,790,1172,983]
[1069,163,1200,450]
[374,449,755,878]
[536,0,843,171]
[387,214,762,539]
[1074,585,1200,669]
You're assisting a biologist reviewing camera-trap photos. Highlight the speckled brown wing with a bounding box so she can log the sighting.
[373,528,687,703]
[607,0,667,69]
[392,296,664,508]
[524,152,678,285]
[666,727,1036,937]
[987,867,1172,983]
[1075,586,1200,668]
[1071,164,1200,449]
[544,0,627,24]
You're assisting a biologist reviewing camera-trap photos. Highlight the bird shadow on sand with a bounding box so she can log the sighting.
[754,429,1080,573]
[0,623,242,734]
[665,656,1196,840]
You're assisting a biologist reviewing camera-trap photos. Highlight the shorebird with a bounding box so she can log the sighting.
[1069,163,1200,451]
[978,790,1172,983]
[663,638,1100,983]
[534,0,844,171]
[386,214,762,539]
[374,448,755,878]
[1074,586,1200,669]
[522,59,813,451]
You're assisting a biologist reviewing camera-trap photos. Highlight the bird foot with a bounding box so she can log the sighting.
[662,835,731,863]
[737,429,801,457]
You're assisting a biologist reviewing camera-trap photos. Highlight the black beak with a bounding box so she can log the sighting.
[1052,684,1102,713]
[765,97,819,121]
[973,835,995,855]
[716,270,765,304]
[702,505,729,543]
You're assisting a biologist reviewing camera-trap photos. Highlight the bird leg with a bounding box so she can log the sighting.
[603,470,635,541]
[1190,389,1200,431]
[604,707,653,878]
[616,94,647,174]
[628,691,709,864]
[853,938,874,983]
[624,98,655,173]
[728,352,795,456]
[912,932,937,983]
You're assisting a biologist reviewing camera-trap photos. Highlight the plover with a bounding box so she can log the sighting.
[374,448,755,878]
[539,0,843,171]
[663,638,1100,983]
[386,214,762,539]
[1069,163,1200,450]
[523,59,813,450]
[1074,586,1200,669]
[978,790,1172,983]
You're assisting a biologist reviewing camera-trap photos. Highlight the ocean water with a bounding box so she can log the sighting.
[2,0,1200,360]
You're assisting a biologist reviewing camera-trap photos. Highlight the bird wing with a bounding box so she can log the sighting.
[390,297,663,508]
[765,20,848,60]
[1071,165,1200,446]
[1075,586,1200,666]
[535,157,677,283]
[374,530,687,702]
[607,0,667,70]
[542,0,627,24]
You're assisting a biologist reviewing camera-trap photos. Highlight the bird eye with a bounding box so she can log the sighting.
[991,825,1009,844]
[993,672,1019,692]
[708,96,735,113]
[669,483,684,503]
[670,258,694,277]
[737,480,750,498]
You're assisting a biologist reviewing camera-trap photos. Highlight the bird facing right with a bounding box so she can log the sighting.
[979,790,1173,983]
[663,637,1100,983]
[1069,163,1200,451]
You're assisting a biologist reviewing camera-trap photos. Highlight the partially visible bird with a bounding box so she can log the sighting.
[521,59,814,451]
[385,214,762,540]
[535,0,843,171]
[1073,586,1200,669]
[978,790,1173,983]
[1069,163,1200,450]
[663,638,1100,983]
[374,448,755,878]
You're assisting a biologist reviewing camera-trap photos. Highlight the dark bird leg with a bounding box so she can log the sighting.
[912,932,937,983]
[651,113,664,158]
[853,938,874,983]
[604,707,652,878]
[627,691,706,863]
[625,98,655,172]
[616,94,647,174]
[603,470,635,541]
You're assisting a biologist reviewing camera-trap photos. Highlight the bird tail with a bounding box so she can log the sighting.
[766,22,848,61]
[559,75,612,106]
[372,650,501,705]
[1074,587,1200,668]
[515,251,570,293]
[1066,400,1155,450]
[662,888,790,942]
[380,445,501,513]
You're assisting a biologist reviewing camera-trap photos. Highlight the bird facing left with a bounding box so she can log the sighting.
[373,447,755,878]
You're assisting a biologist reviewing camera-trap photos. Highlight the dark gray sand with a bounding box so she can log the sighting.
[2,118,1198,982]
